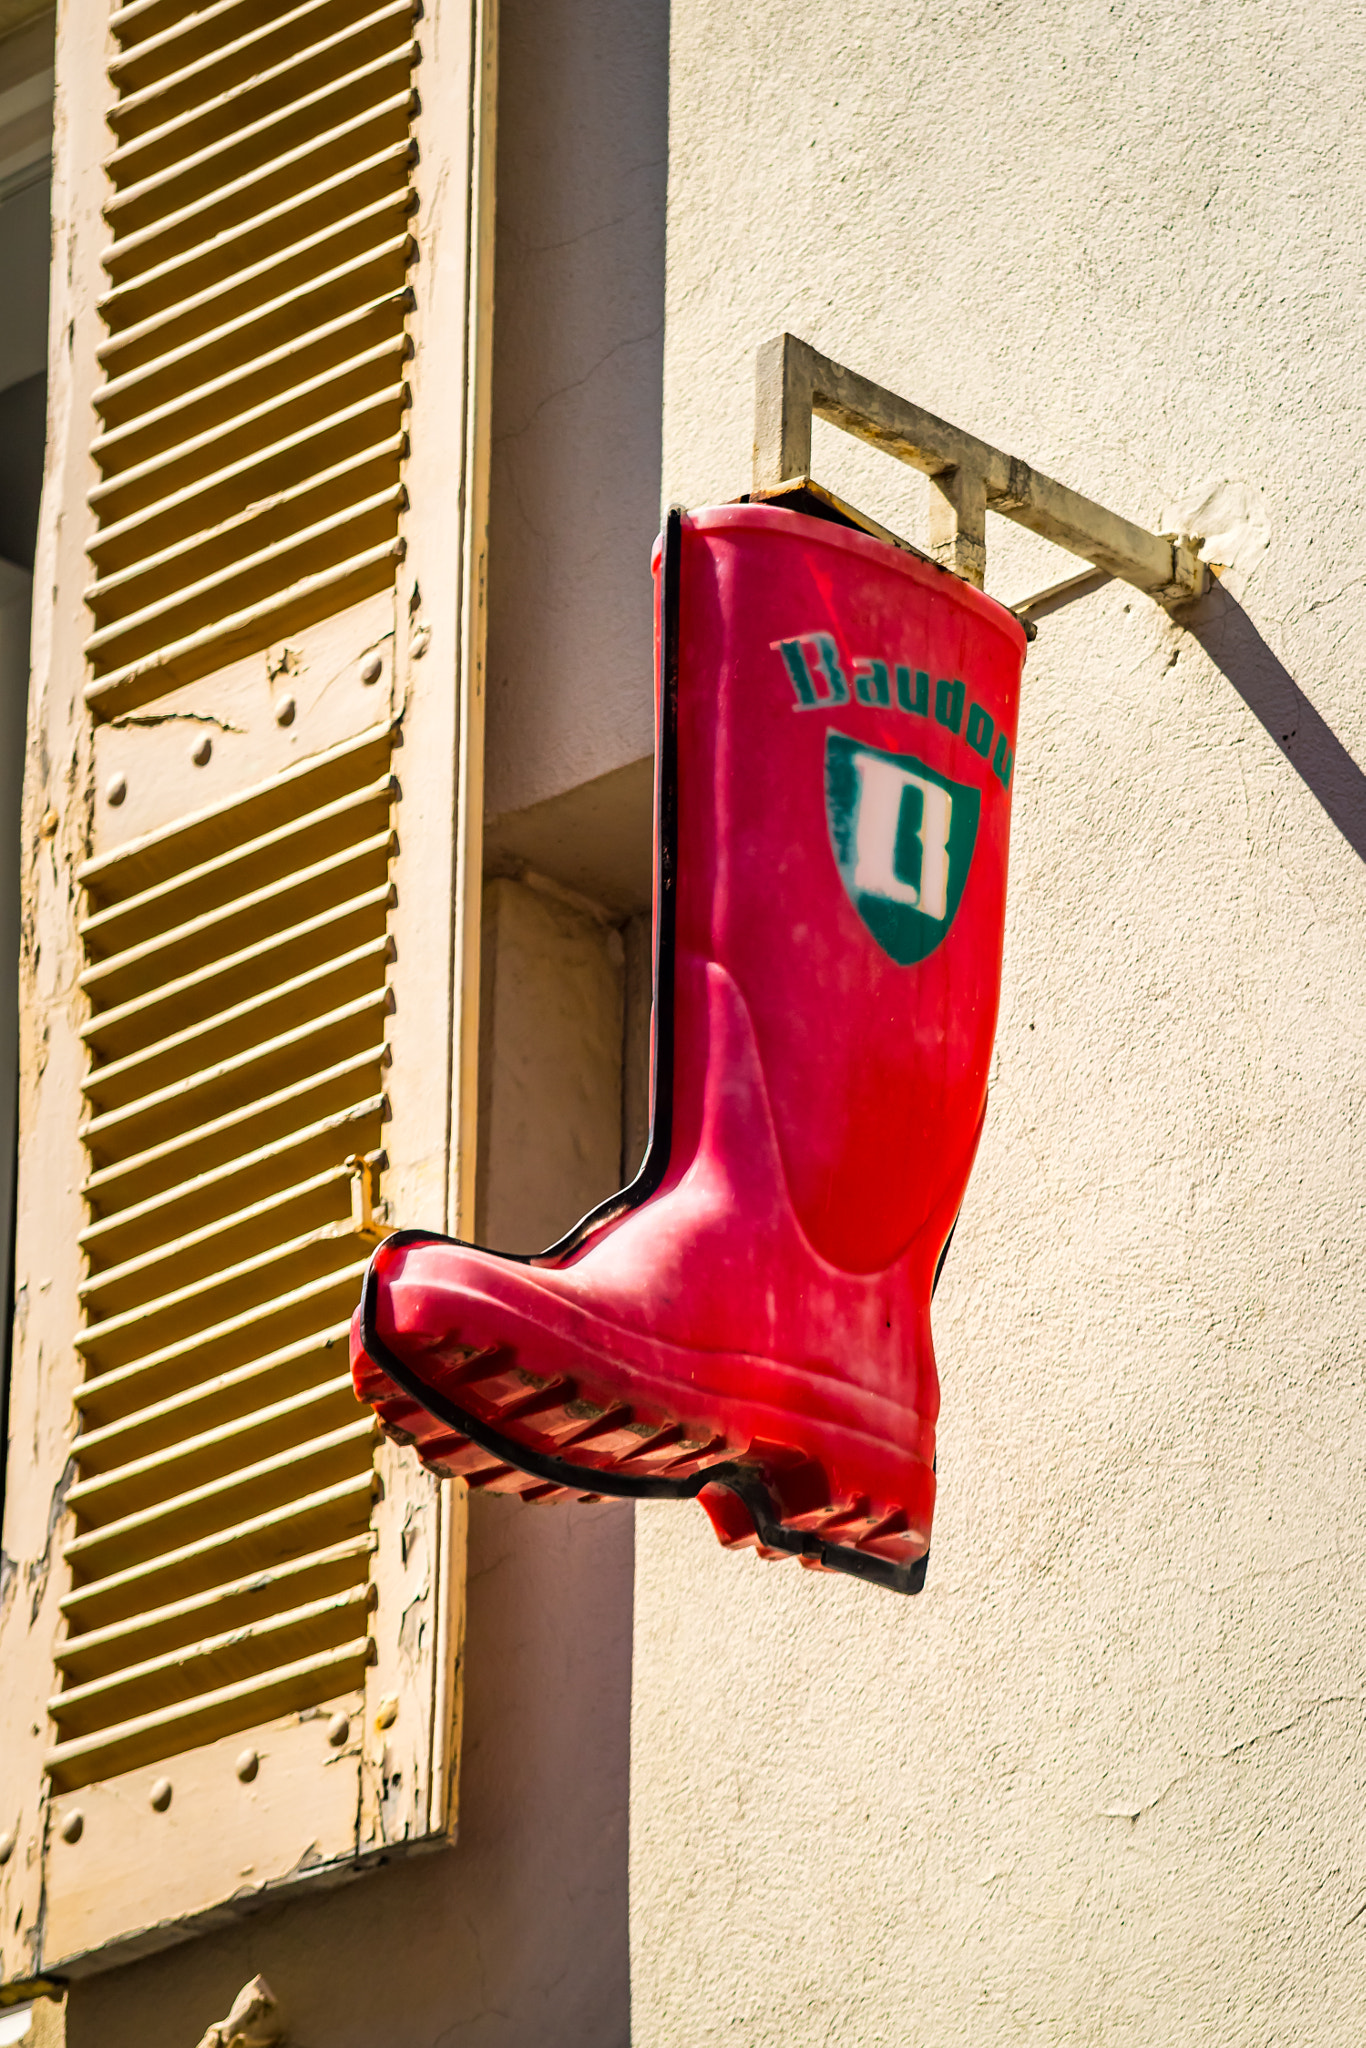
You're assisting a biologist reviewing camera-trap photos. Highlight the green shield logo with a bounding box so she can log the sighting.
[825,731,980,965]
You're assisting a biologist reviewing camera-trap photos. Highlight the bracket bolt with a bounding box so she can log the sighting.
[0,1829,15,1865]
[275,694,296,727]
[106,774,127,807]
[149,1778,172,1812]
[326,1712,351,1748]
[359,652,383,686]
[236,1748,259,1782]
[60,1810,83,1844]
[376,1695,399,1730]
[192,734,213,767]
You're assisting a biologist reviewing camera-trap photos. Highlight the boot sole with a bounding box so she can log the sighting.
[356,1234,930,1596]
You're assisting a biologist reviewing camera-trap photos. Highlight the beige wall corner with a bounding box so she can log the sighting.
[478,874,626,1253]
[482,0,665,819]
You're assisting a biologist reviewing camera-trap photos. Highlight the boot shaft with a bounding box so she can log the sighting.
[661,507,1026,1274]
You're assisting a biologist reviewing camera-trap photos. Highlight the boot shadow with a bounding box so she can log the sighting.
[1178,579,1366,864]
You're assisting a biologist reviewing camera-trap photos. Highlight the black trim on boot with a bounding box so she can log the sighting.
[527,501,683,1260]
[359,1239,927,1596]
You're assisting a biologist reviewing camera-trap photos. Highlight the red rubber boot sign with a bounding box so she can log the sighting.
[352,502,1027,1593]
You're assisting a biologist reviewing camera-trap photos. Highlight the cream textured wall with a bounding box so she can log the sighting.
[632,5,1366,2044]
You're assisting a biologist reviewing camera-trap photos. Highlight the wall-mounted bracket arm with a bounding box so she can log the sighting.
[753,333,1206,608]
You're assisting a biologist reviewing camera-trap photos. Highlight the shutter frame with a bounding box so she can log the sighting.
[0,0,495,1984]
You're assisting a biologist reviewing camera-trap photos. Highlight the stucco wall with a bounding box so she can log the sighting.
[632,5,1366,2044]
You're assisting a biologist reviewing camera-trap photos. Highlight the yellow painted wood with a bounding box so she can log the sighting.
[73,1261,373,1421]
[0,0,488,1978]
[78,1167,357,1309]
[41,1697,367,1969]
[48,1585,373,1734]
[45,1643,374,1790]
[79,1106,386,1257]
[55,1534,376,1679]
[87,542,405,711]
[66,1376,362,1525]
[58,1474,378,1633]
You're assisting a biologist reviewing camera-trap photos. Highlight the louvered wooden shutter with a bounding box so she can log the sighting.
[52,724,396,1795]
[0,0,493,1985]
[85,0,415,714]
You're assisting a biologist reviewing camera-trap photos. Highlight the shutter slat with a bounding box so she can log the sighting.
[78,720,396,892]
[81,776,394,948]
[49,1586,373,1734]
[71,1325,353,1473]
[87,539,404,714]
[63,1417,377,1579]
[59,1474,378,1634]
[100,158,414,332]
[79,831,394,994]
[83,1053,387,1213]
[91,289,408,451]
[85,484,405,670]
[81,998,388,1156]
[110,0,412,141]
[79,1171,358,1310]
[55,1535,375,1679]
[86,0,416,713]
[86,440,405,609]
[74,1260,374,1419]
[76,1225,373,1371]
[82,941,390,1107]
[104,47,418,220]
[68,1377,363,1526]
[80,887,394,1053]
[80,1099,386,1255]
[45,1642,375,1792]
[108,0,370,90]
[57,716,398,1787]
[96,241,412,398]
[87,381,408,542]
[88,337,407,499]
[109,0,274,68]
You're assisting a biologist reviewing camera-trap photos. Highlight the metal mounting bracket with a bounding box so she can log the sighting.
[753,333,1206,610]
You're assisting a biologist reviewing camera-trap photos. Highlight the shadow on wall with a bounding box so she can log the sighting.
[1181,580,1366,866]
[1033,570,1366,866]
[66,1494,635,2048]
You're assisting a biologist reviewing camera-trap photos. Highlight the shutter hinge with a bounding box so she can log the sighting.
[345,1152,390,1241]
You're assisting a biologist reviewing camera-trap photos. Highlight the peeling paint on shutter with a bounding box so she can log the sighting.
[46,726,396,1794]
[0,0,494,1985]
